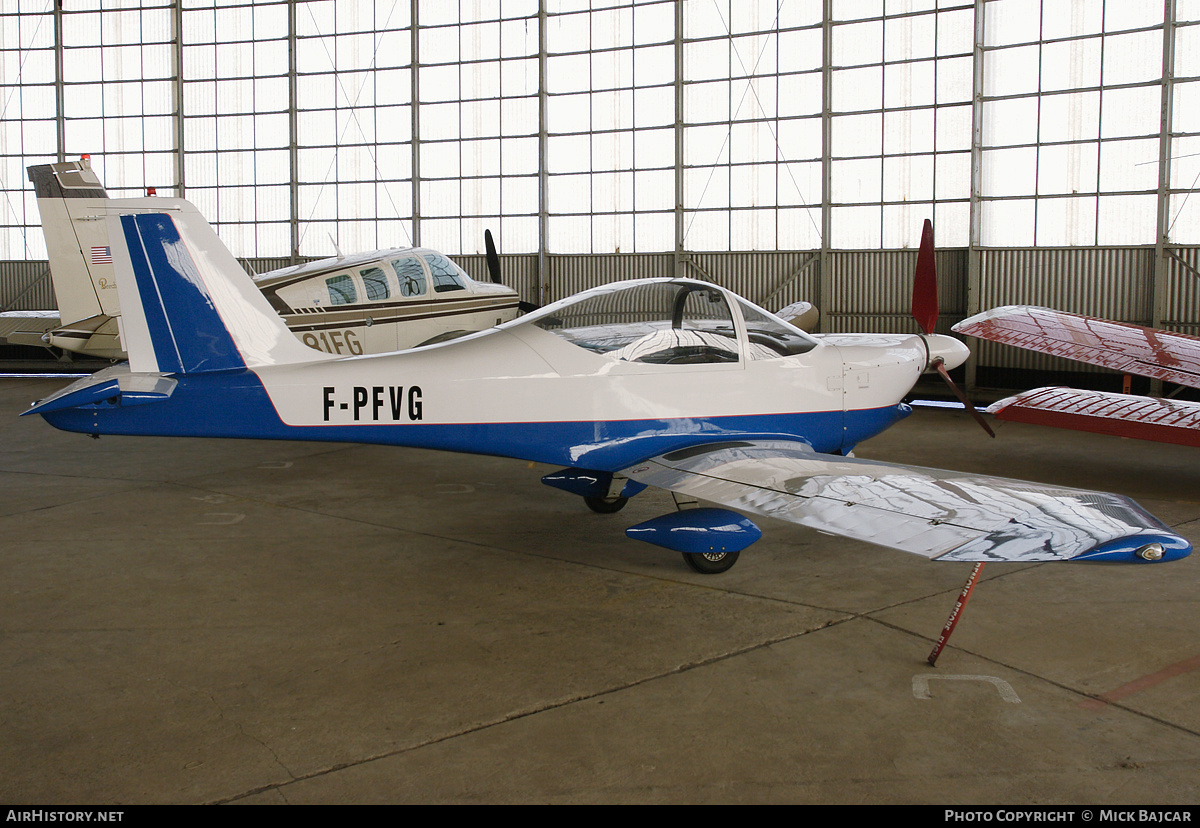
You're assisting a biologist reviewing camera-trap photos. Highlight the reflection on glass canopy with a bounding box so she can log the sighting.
[533,281,816,365]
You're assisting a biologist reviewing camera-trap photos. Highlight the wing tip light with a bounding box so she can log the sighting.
[1073,533,1191,563]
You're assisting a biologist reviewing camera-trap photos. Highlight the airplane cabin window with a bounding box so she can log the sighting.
[534,282,741,365]
[391,258,427,297]
[326,274,357,306]
[359,266,391,301]
[424,254,467,293]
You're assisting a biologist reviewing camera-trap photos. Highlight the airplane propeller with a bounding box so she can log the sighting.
[913,219,995,438]
[485,229,540,313]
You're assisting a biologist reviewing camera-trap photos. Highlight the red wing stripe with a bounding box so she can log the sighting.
[954,306,1200,389]
[988,386,1200,447]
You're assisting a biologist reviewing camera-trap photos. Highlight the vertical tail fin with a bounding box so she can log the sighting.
[27,158,124,356]
[109,201,322,374]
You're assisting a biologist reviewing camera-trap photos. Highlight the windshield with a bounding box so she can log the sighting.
[737,299,818,358]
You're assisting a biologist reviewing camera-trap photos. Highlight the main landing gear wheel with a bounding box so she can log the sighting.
[682,550,740,574]
[584,495,628,514]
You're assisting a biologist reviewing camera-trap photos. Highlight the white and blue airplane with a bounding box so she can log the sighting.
[23,198,1192,573]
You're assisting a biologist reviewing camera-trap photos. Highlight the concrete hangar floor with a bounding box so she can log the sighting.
[1,375,1199,805]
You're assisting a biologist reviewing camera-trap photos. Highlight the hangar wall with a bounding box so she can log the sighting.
[1,0,1198,389]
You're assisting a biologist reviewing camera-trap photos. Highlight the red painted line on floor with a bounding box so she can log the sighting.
[1080,654,1200,711]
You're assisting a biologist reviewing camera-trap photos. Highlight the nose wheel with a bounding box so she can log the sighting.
[681,550,740,574]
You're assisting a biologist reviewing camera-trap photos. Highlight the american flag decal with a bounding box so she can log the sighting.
[90,246,113,265]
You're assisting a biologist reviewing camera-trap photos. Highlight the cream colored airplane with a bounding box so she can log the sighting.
[1,157,522,359]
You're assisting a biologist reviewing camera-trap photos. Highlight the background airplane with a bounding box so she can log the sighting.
[24,199,1190,574]
[0,157,522,360]
[953,306,1200,448]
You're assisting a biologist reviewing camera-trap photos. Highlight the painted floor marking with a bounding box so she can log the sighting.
[1080,654,1200,711]
[913,674,1021,703]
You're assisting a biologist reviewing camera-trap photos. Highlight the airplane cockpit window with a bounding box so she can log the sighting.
[737,300,818,359]
[424,254,468,293]
[391,257,427,298]
[326,274,356,306]
[534,282,741,365]
[360,266,391,301]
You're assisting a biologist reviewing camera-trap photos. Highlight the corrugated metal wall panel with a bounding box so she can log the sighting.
[245,257,307,276]
[825,249,968,335]
[6,246,1197,386]
[1165,247,1200,336]
[456,253,540,307]
[547,253,674,304]
[974,247,1156,374]
[684,251,821,314]
[0,261,54,311]
[978,248,1152,320]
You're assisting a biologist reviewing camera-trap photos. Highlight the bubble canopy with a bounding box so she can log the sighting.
[526,279,817,364]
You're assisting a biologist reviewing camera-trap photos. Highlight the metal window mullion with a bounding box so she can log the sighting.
[537,0,548,302]
[412,0,422,249]
[965,0,985,391]
[172,2,185,198]
[1033,6,1043,246]
[879,16,886,246]
[288,0,299,262]
[819,0,832,316]
[674,0,684,277]
[1154,0,1177,336]
[1095,4,1108,247]
[588,10,594,255]
[54,3,65,161]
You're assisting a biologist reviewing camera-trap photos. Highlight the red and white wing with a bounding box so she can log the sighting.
[953,306,1200,389]
[987,387,1200,448]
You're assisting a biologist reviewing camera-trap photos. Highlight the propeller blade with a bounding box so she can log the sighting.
[912,218,938,335]
[933,359,996,438]
[484,228,502,284]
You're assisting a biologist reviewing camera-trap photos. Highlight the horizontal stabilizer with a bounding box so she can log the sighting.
[0,311,60,347]
[988,386,1200,448]
[23,365,176,417]
[954,306,1200,389]
[621,440,1190,563]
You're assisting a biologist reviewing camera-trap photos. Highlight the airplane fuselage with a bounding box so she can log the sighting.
[37,321,942,472]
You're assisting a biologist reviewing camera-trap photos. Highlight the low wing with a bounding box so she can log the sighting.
[620,440,1189,563]
[987,386,1200,448]
[953,305,1200,389]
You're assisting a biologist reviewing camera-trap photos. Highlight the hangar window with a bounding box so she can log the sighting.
[326,274,357,306]
[392,258,427,297]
